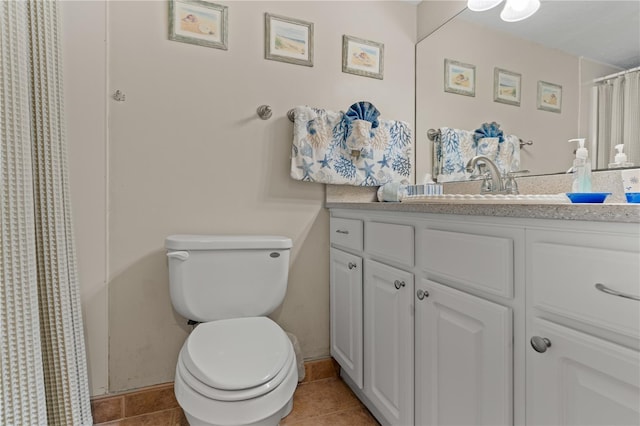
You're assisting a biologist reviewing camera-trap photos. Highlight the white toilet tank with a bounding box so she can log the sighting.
[166,235,292,322]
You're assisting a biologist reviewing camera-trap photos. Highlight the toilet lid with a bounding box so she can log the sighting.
[183,317,291,390]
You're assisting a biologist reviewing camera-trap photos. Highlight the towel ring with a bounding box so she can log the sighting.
[287,109,295,122]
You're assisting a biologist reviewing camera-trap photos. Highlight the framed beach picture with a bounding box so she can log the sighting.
[342,35,384,80]
[494,68,521,106]
[265,13,314,67]
[444,59,475,97]
[537,81,562,113]
[169,0,228,50]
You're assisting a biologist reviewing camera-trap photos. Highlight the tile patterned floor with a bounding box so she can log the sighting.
[281,376,379,426]
[92,358,379,425]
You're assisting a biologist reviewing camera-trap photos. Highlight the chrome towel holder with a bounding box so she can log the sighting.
[256,105,296,122]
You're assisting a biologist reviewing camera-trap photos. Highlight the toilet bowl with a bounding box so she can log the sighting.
[166,235,297,426]
[174,317,298,426]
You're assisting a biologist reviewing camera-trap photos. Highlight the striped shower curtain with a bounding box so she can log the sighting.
[0,1,92,425]
[596,70,640,166]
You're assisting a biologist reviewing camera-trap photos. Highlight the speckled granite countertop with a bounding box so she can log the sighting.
[326,169,640,223]
[326,201,640,223]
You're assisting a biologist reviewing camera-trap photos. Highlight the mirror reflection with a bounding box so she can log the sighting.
[415,1,640,183]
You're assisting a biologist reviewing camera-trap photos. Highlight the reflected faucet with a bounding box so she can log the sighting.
[466,156,529,194]
[466,156,505,194]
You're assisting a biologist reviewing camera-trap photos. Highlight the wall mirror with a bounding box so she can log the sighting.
[415,1,640,182]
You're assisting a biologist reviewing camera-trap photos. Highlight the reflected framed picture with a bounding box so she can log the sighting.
[169,0,228,50]
[342,35,384,80]
[537,81,562,113]
[265,13,314,67]
[494,68,521,106]
[444,59,475,97]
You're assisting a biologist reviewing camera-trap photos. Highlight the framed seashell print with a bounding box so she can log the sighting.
[537,81,562,113]
[342,35,384,80]
[169,0,228,50]
[444,59,475,97]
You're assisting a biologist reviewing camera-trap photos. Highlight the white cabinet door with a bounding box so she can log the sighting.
[364,259,414,426]
[330,248,363,388]
[527,317,640,426]
[416,279,513,426]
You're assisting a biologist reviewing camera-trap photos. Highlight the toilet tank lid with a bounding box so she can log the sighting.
[165,235,292,250]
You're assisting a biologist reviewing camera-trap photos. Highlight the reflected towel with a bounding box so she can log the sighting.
[436,127,476,182]
[436,129,521,182]
[290,106,412,186]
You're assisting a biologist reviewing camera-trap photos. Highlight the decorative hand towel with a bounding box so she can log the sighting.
[474,122,521,173]
[436,124,521,182]
[290,103,412,185]
[436,127,476,182]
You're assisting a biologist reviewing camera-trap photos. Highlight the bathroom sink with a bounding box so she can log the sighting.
[402,193,570,204]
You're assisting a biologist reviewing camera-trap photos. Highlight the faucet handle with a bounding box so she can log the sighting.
[506,169,530,176]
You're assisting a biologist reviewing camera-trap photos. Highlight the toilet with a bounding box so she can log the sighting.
[166,235,298,426]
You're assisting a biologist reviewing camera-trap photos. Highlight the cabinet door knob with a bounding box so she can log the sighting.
[348,262,357,270]
[394,280,406,290]
[530,336,552,353]
[335,229,349,235]
[416,289,429,300]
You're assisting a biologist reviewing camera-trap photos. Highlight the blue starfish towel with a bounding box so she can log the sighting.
[290,105,412,186]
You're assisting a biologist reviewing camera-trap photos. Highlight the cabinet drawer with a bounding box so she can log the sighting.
[365,221,414,267]
[419,228,514,299]
[330,218,363,251]
[530,241,640,339]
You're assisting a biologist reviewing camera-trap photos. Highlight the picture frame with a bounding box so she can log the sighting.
[444,59,476,97]
[265,13,314,67]
[342,35,384,80]
[169,0,228,50]
[494,68,521,106]
[537,81,562,113]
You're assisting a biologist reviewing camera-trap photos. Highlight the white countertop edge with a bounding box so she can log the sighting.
[325,201,640,224]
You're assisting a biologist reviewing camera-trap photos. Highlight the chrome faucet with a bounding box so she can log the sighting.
[466,155,529,195]
[466,156,506,194]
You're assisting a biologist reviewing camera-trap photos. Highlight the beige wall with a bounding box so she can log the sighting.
[416,18,580,180]
[417,0,465,41]
[61,0,109,396]
[58,0,414,393]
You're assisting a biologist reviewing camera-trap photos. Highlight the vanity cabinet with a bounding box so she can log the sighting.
[415,279,512,426]
[329,218,364,389]
[415,222,518,426]
[364,259,414,426]
[329,248,363,388]
[526,227,640,426]
[329,209,639,426]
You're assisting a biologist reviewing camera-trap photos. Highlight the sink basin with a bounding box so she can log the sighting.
[402,193,570,204]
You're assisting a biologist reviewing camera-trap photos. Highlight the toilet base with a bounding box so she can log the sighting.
[183,398,293,426]
[175,351,298,426]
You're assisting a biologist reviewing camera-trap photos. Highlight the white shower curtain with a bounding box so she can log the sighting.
[0,1,92,425]
[596,70,640,166]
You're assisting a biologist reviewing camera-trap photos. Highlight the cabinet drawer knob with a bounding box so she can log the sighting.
[595,283,640,301]
[394,280,406,290]
[335,229,349,235]
[416,289,429,300]
[348,262,357,270]
[530,336,552,353]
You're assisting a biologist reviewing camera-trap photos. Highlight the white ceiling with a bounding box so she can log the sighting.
[458,0,640,70]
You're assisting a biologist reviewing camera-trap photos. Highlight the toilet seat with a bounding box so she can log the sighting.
[179,317,294,402]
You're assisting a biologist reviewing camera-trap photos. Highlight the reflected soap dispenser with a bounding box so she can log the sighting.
[568,138,592,193]
[608,144,634,168]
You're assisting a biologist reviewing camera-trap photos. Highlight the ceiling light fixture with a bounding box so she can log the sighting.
[467,0,541,22]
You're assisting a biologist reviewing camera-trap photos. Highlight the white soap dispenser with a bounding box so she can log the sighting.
[608,144,634,168]
[568,138,592,192]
